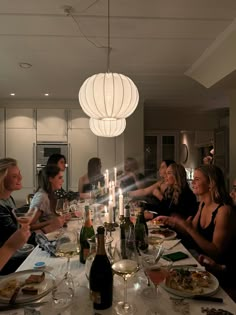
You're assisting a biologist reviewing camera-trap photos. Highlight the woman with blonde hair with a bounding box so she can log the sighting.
[145,163,198,220]
[0,158,35,274]
[157,165,236,261]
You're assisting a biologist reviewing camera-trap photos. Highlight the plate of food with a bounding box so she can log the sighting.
[161,268,219,297]
[0,270,56,304]
[148,228,177,240]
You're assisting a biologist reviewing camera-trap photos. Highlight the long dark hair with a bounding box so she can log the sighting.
[88,157,103,184]
[37,165,61,194]
[47,154,66,166]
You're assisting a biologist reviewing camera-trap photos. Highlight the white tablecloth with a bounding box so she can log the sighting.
[1,227,236,315]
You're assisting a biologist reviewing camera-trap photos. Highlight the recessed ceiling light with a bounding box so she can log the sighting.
[10,93,15,96]
[44,93,49,96]
[19,62,32,69]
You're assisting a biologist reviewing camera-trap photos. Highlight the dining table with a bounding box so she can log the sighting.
[0,217,235,315]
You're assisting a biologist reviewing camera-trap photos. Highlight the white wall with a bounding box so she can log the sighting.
[124,102,144,172]
[144,107,226,131]
[180,131,199,169]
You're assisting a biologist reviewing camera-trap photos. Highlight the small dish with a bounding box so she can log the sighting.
[15,244,34,256]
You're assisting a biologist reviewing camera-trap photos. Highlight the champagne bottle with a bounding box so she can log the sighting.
[120,204,134,240]
[89,226,113,310]
[135,207,148,250]
[79,205,95,264]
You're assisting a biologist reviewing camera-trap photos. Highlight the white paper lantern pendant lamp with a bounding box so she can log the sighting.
[78,0,139,128]
[89,118,126,137]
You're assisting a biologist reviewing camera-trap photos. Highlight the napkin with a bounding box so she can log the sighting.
[162,239,181,250]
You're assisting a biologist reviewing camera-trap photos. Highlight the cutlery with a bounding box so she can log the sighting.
[172,263,198,268]
[154,245,165,263]
[192,295,223,303]
[170,295,223,303]
[0,301,48,311]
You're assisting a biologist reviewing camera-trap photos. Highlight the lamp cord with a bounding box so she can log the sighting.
[107,0,111,73]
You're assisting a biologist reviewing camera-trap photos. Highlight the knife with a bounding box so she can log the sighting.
[0,301,48,311]
[192,295,223,303]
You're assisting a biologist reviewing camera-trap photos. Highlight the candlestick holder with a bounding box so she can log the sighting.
[113,207,119,227]
[119,214,125,225]
[104,222,116,232]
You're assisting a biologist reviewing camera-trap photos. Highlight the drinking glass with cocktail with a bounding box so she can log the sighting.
[141,246,172,315]
[12,206,38,227]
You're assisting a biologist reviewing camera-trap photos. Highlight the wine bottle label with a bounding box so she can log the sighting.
[90,290,101,304]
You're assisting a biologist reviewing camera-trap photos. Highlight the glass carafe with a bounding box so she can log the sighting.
[85,235,113,280]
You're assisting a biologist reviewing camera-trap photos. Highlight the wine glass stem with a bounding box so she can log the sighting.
[66,257,71,275]
[123,278,129,310]
[154,284,159,297]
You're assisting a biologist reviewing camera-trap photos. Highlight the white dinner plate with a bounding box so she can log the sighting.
[148,228,177,240]
[161,268,219,297]
[0,269,56,304]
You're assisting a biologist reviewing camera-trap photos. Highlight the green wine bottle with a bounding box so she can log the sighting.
[79,205,95,264]
[135,207,148,251]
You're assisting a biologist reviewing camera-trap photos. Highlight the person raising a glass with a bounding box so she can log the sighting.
[0,227,30,271]
[0,158,36,274]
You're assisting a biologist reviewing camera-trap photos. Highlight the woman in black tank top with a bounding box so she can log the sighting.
[156,165,236,264]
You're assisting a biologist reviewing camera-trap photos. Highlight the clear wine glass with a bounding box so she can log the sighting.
[55,199,69,216]
[141,250,172,315]
[52,272,74,310]
[56,230,80,278]
[12,206,38,227]
[112,228,140,315]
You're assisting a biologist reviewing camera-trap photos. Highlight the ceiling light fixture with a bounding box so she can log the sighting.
[44,93,49,96]
[89,117,126,137]
[10,93,15,96]
[19,62,32,69]
[78,0,139,136]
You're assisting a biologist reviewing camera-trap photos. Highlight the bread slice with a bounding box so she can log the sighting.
[22,286,38,295]
[25,272,45,284]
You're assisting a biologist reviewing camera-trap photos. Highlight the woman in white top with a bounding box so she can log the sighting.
[30,165,66,233]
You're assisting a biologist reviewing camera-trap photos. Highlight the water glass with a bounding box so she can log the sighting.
[52,273,74,310]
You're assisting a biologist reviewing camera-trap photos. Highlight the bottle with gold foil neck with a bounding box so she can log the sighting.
[79,205,95,264]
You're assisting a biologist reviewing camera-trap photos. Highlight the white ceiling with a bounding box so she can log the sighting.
[0,0,236,110]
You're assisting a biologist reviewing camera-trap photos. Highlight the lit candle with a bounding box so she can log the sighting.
[104,205,109,223]
[112,181,116,207]
[114,167,117,187]
[108,195,113,223]
[109,181,112,196]
[106,169,109,188]
[119,189,124,216]
[104,173,107,193]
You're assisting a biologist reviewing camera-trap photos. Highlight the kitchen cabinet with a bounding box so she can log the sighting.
[68,109,89,129]
[6,128,36,204]
[0,108,5,157]
[37,109,68,142]
[6,108,36,129]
